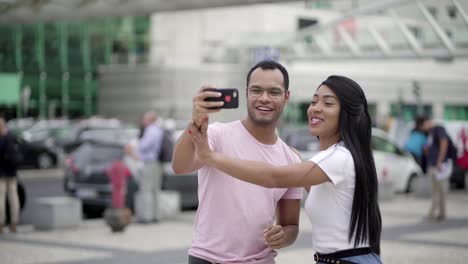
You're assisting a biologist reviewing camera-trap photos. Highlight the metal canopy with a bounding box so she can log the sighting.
[0,0,297,24]
[278,0,468,61]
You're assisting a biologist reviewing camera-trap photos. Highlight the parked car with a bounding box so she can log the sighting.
[6,118,35,136]
[14,136,58,169]
[159,119,198,209]
[63,125,198,216]
[371,128,423,193]
[56,118,125,154]
[161,163,198,209]
[20,119,70,143]
[281,126,423,193]
[63,141,139,217]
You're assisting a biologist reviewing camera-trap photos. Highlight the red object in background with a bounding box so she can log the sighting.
[106,161,132,209]
[456,128,468,170]
[334,18,357,42]
[66,157,79,174]
[382,167,390,183]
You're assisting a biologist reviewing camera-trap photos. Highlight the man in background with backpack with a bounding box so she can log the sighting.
[422,116,457,221]
[124,110,165,222]
[134,111,164,163]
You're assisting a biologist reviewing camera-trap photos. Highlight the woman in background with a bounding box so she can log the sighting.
[404,116,428,172]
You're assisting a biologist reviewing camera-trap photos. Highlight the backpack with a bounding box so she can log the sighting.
[158,129,174,162]
[434,126,457,161]
[447,136,458,161]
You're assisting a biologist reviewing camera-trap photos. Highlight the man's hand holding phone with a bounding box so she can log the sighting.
[192,86,224,127]
[192,86,239,127]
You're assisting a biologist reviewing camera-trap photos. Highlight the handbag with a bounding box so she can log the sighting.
[436,159,453,181]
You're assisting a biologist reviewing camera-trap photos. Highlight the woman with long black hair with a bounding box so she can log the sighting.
[190,75,382,264]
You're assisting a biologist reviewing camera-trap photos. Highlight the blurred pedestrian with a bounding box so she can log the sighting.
[124,110,166,180]
[0,116,20,233]
[124,111,165,222]
[404,116,428,171]
[190,75,382,263]
[421,117,457,221]
[125,111,164,163]
[172,60,303,264]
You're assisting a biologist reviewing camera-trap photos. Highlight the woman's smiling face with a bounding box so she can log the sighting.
[307,85,341,140]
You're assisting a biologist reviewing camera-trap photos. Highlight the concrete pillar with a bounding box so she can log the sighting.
[433,102,444,120]
[32,197,82,230]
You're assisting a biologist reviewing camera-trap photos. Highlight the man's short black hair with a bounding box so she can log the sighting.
[246,60,289,91]
[415,115,428,129]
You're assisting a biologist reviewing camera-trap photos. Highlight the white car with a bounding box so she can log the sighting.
[371,128,423,193]
[281,126,423,193]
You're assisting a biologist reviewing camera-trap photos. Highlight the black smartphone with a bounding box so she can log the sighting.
[203,88,239,109]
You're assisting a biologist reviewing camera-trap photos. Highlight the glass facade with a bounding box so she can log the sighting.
[390,103,433,121]
[444,105,468,120]
[0,16,150,119]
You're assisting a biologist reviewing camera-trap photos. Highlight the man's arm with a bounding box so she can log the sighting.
[172,125,204,174]
[437,138,449,169]
[264,199,300,249]
[172,86,224,174]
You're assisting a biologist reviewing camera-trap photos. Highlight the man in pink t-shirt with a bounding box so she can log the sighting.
[172,60,303,264]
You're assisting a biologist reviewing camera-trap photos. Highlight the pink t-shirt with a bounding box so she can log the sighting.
[189,121,303,264]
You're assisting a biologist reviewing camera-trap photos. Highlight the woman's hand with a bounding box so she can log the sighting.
[264,225,287,249]
[189,117,213,164]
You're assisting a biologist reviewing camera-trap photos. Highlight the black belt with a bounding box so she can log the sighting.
[314,247,372,264]
[188,255,220,264]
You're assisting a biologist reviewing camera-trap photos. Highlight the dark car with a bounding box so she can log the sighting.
[63,123,199,216]
[161,163,198,209]
[57,118,125,154]
[15,136,58,169]
[63,141,138,217]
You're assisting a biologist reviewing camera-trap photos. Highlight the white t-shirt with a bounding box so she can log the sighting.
[305,141,369,253]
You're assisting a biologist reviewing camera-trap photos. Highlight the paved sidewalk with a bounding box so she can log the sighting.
[1,192,468,264]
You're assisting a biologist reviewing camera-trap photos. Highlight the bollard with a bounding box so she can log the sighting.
[104,160,132,232]
[107,160,131,209]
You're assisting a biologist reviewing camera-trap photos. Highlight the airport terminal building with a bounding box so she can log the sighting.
[1,0,467,127]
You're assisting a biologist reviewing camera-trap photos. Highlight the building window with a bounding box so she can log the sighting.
[428,6,438,19]
[444,105,468,120]
[298,18,318,30]
[408,26,421,39]
[307,0,332,9]
[390,103,432,121]
[447,5,457,19]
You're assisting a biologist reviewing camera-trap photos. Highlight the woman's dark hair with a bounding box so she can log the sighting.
[246,60,289,91]
[321,75,382,254]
